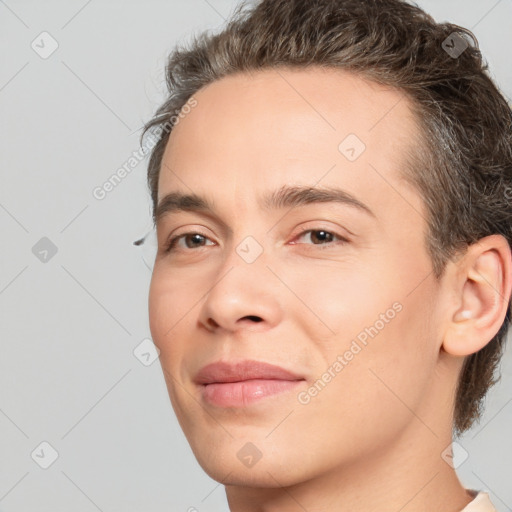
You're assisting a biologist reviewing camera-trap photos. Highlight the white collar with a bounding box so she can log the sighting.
[461,491,496,512]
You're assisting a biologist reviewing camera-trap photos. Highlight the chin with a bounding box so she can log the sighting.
[198,455,306,488]
[185,432,315,488]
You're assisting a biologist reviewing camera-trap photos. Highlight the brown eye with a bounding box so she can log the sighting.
[293,229,348,247]
[165,232,214,253]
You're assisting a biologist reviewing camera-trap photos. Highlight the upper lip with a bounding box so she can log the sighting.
[194,360,304,385]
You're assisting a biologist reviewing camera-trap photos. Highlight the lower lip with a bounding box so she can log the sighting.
[201,379,304,407]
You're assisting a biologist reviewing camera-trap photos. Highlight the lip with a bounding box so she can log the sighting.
[194,360,304,384]
[194,360,305,407]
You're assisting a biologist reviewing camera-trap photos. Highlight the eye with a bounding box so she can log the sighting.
[164,232,215,253]
[291,229,348,248]
[162,228,348,254]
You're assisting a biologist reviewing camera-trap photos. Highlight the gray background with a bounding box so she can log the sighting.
[0,1,511,511]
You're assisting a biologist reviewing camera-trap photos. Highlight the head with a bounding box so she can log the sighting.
[142,0,512,487]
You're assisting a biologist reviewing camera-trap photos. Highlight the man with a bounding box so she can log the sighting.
[140,0,512,510]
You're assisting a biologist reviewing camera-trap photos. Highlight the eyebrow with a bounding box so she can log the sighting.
[154,185,376,224]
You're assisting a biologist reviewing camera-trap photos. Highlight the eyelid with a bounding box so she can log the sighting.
[289,227,350,247]
[289,221,351,242]
[162,224,350,255]
[162,226,215,251]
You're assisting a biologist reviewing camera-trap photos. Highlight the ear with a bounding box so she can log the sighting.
[443,234,512,357]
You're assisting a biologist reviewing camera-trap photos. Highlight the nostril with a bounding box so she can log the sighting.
[242,315,263,322]
[207,318,219,329]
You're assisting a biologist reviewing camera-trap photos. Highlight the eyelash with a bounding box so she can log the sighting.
[163,228,349,253]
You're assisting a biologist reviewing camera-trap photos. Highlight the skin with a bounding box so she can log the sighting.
[148,67,512,512]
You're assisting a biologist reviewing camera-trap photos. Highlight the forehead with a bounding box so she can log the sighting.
[158,66,423,224]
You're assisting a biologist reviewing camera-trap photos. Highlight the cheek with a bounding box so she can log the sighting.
[148,270,197,415]
[287,254,438,408]
[148,268,197,360]
[284,259,394,347]
[291,303,437,458]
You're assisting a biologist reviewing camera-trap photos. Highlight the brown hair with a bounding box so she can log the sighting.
[141,0,512,436]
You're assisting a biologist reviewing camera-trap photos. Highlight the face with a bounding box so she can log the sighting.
[148,67,446,487]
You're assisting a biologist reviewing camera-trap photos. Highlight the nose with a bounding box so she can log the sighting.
[197,247,284,334]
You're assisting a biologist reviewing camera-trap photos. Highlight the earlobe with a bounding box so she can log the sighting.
[443,235,512,357]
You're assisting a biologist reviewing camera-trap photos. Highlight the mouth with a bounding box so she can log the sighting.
[200,379,304,407]
[194,359,306,408]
